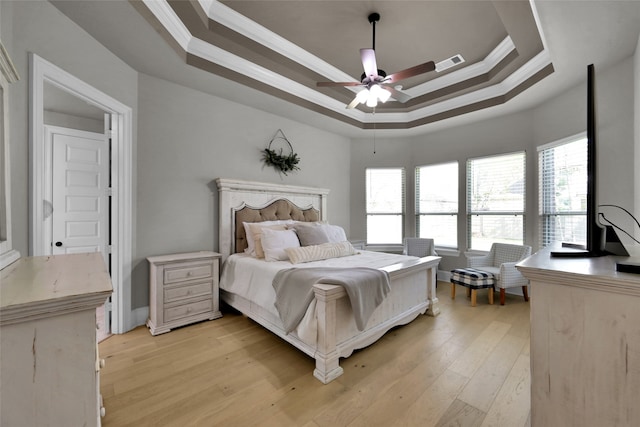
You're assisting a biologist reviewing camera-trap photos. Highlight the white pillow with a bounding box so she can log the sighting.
[285,241,357,264]
[321,224,347,243]
[243,220,295,256]
[261,228,301,262]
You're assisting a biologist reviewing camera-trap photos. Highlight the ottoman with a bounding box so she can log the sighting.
[450,268,495,306]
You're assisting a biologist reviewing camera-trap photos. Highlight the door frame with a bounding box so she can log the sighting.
[30,53,133,334]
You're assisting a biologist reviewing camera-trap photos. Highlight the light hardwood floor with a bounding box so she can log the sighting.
[99,283,531,427]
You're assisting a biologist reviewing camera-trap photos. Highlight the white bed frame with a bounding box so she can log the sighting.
[216,178,441,383]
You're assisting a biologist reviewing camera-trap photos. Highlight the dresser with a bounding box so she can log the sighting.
[0,253,112,427]
[517,245,640,427]
[147,251,222,335]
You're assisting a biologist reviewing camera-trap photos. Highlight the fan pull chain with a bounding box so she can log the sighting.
[373,108,377,154]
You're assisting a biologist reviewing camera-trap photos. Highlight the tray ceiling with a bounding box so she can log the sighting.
[132,0,553,130]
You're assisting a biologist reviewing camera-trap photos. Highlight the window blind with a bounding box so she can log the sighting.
[467,151,525,250]
[415,162,458,248]
[538,137,587,247]
[365,168,405,244]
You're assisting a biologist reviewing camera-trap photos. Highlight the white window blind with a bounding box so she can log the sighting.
[416,162,458,248]
[366,168,405,244]
[467,151,525,250]
[538,136,587,247]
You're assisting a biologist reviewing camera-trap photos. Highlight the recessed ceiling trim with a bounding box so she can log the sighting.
[407,36,516,96]
[187,37,362,119]
[198,0,358,88]
[363,49,553,124]
[142,0,191,50]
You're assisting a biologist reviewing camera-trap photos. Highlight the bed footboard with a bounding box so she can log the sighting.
[311,255,440,383]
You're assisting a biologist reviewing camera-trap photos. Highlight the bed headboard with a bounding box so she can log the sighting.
[216,178,329,262]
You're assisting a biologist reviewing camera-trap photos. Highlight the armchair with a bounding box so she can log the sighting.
[403,238,437,257]
[467,243,532,305]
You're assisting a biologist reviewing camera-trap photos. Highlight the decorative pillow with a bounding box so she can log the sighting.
[260,228,301,262]
[243,220,294,256]
[248,223,288,258]
[290,222,330,246]
[285,241,357,264]
[320,224,347,243]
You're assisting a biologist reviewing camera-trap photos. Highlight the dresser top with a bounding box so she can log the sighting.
[1,253,112,324]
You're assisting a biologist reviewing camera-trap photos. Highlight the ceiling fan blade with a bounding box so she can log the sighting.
[385,60,436,83]
[360,48,378,79]
[317,81,363,87]
[382,85,411,103]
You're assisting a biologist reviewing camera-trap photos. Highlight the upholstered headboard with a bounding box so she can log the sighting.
[216,178,329,262]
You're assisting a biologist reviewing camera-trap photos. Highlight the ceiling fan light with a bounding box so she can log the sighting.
[366,96,378,107]
[378,87,391,103]
[355,88,370,104]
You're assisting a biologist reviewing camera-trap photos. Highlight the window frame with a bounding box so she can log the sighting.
[365,167,405,246]
[538,133,588,248]
[466,151,526,251]
[415,161,459,249]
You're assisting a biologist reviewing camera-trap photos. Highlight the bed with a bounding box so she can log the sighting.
[216,178,441,383]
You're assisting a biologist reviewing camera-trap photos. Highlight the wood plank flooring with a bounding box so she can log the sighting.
[99,283,531,426]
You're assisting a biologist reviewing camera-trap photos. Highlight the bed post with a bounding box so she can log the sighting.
[426,265,440,316]
[312,284,345,383]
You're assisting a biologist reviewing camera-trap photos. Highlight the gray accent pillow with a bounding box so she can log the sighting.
[291,223,330,246]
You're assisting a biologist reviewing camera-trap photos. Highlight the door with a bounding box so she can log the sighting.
[46,124,112,339]
[50,126,110,263]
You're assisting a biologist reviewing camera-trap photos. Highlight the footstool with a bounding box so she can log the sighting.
[450,268,495,306]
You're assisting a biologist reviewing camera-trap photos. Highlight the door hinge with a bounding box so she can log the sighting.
[104,300,112,312]
[105,187,112,197]
[107,245,113,254]
[106,129,114,139]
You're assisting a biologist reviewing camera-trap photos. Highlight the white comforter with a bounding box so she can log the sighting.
[219,250,418,344]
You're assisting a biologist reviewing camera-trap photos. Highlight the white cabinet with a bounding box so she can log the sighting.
[147,251,222,335]
[0,253,112,427]
[517,246,640,427]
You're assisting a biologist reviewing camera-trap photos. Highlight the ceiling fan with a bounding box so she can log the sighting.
[317,12,436,109]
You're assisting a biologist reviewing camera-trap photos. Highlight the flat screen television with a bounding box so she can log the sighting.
[550,64,629,258]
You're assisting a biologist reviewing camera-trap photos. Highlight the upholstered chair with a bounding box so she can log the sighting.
[403,238,437,257]
[466,243,532,305]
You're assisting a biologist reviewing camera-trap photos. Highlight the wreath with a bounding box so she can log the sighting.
[262,129,300,175]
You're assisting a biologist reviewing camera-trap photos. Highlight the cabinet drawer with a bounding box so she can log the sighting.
[164,299,212,323]
[164,281,212,303]
[164,262,213,284]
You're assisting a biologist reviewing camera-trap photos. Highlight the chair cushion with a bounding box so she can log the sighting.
[450,268,495,289]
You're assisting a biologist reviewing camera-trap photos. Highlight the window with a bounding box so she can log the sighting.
[467,152,526,250]
[416,162,458,248]
[366,168,405,244]
[538,135,587,247]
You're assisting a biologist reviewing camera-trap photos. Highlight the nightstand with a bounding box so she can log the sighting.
[146,251,222,335]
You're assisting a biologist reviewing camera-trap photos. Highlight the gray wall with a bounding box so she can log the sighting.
[635,34,640,239]
[351,57,637,271]
[135,74,351,308]
[3,0,139,260]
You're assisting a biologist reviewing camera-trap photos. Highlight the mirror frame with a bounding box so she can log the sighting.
[0,40,20,270]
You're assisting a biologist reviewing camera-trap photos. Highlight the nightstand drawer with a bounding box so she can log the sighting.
[164,262,212,284]
[164,299,213,323]
[164,281,212,303]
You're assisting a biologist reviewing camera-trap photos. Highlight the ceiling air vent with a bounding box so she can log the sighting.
[435,54,465,72]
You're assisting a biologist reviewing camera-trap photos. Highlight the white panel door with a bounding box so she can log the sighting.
[51,128,109,266]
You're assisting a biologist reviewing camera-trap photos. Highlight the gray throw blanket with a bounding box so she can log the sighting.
[272,267,391,333]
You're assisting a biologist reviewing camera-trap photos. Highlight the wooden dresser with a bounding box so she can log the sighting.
[0,253,112,427]
[517,245,640,427]
[147,251,222,335]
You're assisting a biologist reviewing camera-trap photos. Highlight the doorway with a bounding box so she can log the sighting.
[30,53,133,334]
